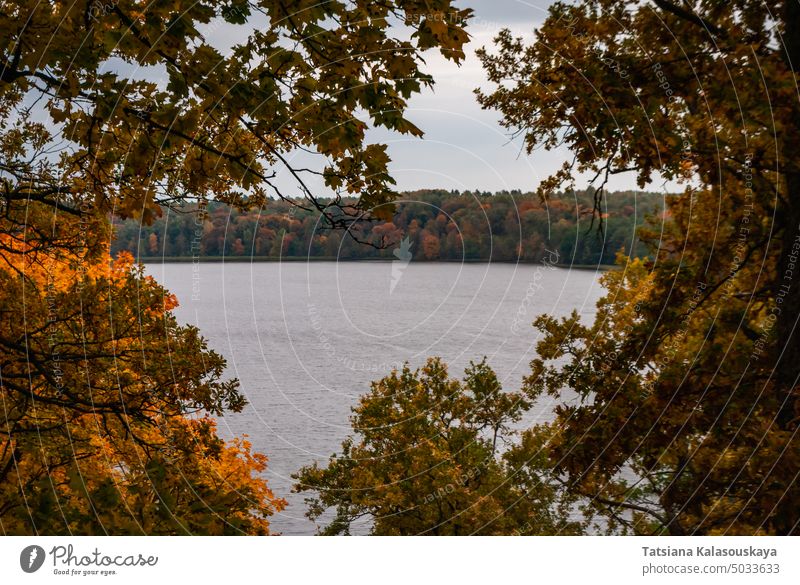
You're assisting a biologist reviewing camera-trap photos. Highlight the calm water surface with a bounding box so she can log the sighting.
[145,261,604,534]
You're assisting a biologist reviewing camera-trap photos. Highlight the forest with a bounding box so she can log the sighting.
[111,189,660,265]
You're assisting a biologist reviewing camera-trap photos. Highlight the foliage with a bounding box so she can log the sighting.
[523,186,800,535]
[111,189,659,264]
[1,0,471,228]
[478,1,800,534]
[293,358,586,535]
[0,0,472,534]
[0,221,284,533]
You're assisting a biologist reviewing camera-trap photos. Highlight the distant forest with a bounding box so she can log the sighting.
[111,189,665,265]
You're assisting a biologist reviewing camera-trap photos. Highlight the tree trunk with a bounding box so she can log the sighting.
[776,1,800,428]
[776,174,800,427]
[767,0,800,536]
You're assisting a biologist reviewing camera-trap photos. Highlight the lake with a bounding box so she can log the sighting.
[144,260,605,534]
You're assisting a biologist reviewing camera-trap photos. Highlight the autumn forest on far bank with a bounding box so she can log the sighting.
[112,189,659,265]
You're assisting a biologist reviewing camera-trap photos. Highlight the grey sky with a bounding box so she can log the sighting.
[377,0,655,194]
[371,0,552,193]
[294,0,649,195]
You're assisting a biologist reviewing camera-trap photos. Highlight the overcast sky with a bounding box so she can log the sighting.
[374,0,554,193]
[366,0,651,194]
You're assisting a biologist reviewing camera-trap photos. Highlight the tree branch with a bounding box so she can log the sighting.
[652,0,727,38]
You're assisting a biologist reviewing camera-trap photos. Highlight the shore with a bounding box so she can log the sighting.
[137,256,616,270]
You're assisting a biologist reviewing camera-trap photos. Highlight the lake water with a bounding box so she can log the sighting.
[144,260,605,534]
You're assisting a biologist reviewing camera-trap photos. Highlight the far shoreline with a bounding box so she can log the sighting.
[136,256,616,270]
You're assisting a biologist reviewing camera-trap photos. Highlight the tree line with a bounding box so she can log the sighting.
[111,189,661,265]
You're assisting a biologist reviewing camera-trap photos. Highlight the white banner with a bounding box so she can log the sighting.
[1,536,797,584]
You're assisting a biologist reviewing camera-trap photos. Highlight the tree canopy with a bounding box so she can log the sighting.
[475,0,800,534]
[0,0,471,534]
[1,0,471,228]
[0,236,285,533]
[294,358,585,535]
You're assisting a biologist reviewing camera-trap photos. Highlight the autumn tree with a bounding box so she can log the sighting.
[0,223,285,533]
[0,1,471,533]
[478,1,800,533]
[293,358,586,535]
[1,0,471,227]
